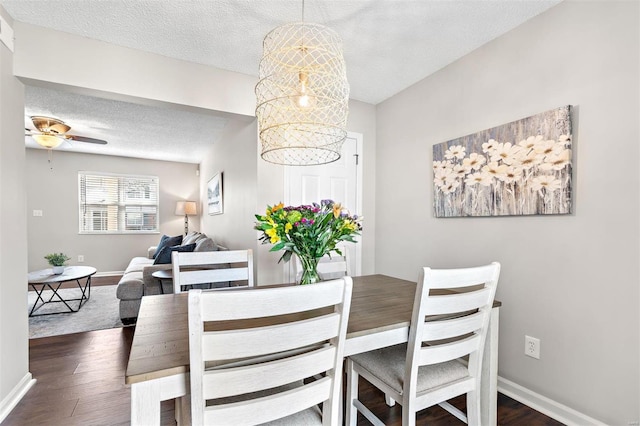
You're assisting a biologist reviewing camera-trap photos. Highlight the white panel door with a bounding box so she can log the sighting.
[284,134,362,281]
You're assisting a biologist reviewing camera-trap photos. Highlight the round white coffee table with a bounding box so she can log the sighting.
[28,266,97,316]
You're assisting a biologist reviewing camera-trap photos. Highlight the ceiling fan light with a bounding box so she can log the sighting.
[32,134,63,149]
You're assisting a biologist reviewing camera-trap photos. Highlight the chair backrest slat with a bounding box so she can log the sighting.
[422,311,485,341]
[418,334,481,365]
[173,249,254,293]
[202,346,336,399]
[204,377,332,426]
[423,287,493,315]
[200,279,344,320]
[179,249,251,266]
[177,268,249,286]
[189,277,353,426]
[202,314,340,360]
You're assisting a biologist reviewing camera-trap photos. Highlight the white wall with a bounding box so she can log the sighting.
[26,149,199,273]
[0,6,32,420]
[12,22,256,118]
[375,1,639,424]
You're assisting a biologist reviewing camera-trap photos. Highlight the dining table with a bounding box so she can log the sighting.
[125,274,501,425]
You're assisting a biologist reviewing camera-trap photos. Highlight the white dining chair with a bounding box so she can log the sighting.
[188,277,353,426]
[172,249,254,294]
[345,262,500,426]
[293,244,351,282]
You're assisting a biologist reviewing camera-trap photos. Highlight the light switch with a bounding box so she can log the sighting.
[33,210,43,217]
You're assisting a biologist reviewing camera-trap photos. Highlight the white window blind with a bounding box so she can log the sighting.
[79,172,159,233]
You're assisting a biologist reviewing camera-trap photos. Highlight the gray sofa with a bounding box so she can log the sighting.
[116,232,224,324]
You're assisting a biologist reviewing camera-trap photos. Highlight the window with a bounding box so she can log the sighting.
[79,172,159,234]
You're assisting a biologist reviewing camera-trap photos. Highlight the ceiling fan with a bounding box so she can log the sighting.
[25,116,108,149]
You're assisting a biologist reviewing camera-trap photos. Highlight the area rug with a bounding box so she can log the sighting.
[28,285,125,339]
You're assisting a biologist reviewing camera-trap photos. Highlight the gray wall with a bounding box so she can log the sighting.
[347,99,377,278]
[0,6,30,415]
[375,1,639,424]
[26,149,199,273]
[199,117,259,255]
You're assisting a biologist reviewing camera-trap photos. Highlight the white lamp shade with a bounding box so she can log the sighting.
[175,201,197,216]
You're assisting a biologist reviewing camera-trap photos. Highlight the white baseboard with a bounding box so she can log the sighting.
[0,372,36,423]
[498,376,607,426]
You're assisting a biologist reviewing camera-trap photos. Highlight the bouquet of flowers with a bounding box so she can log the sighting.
[255,200,362,284]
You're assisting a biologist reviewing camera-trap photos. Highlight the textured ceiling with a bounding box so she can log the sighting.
[2,0,561,163]
[23,86,228,163]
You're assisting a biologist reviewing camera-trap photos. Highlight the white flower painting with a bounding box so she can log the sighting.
[433,106,572,217]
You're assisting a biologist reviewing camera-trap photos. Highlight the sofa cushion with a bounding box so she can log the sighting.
[124,256,154,274]
[116,276,144,300]
[153,243,197,265]
[194,237,217,252]
[153,234,183,259]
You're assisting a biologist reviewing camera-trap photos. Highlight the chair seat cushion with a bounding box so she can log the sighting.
[262,405,322,425]
[350,343,469,395]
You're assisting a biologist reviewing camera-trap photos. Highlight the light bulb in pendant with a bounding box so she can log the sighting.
[295,71,315,109]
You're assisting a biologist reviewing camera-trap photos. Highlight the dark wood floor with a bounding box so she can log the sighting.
[4,326,563,426]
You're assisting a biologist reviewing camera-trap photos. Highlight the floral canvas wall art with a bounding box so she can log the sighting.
[433,106,572,217]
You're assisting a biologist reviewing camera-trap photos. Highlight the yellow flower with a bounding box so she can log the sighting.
[265,227,280,244]
[343,221,357,232]
[285,223,292,233]
[332,203,342,218]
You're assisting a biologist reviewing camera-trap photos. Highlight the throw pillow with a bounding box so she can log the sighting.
[153,243,196,265]
[182,232,203,245]
[194,237,216,252]
[153,234,183,259]
[153,235,169,258]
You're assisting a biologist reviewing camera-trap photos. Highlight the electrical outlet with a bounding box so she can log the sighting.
[33,210,43,217]
[525,335,540,359]
[78,255,85,263]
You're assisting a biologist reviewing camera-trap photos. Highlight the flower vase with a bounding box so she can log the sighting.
[52,266,65,275]
[298,255,321,285]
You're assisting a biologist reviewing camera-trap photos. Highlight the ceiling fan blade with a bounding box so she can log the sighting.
[67,135,108,145]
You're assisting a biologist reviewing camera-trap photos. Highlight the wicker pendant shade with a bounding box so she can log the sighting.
[256,22,350,166]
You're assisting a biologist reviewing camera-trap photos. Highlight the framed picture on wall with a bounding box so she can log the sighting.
[207,172,223,215]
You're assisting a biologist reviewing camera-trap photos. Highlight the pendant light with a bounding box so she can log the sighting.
[256,0,350,166]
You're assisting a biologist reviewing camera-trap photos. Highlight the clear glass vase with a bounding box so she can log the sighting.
[298,255,321,285]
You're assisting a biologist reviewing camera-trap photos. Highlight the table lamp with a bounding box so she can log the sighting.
[175,201,197,235]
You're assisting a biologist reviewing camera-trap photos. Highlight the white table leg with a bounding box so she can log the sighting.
[130,373,189,425]
[131,381,161,426]
[481,306,500,426]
